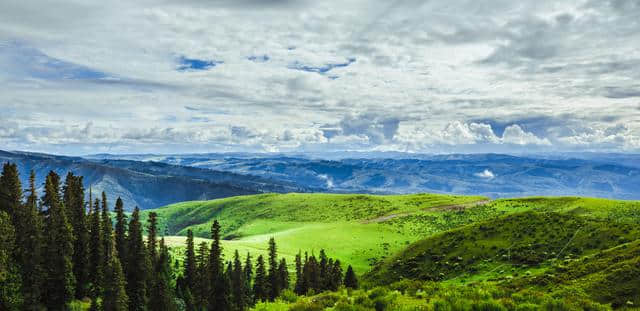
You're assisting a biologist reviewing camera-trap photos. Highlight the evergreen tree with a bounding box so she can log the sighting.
[18,171,45,308]
[329,260,343,291]
[102,192,113,260]
[0,211,23,311]
[253,255,268,303]
[103,238,129,311]
[63,173,90,299]
[114,197,128,273]
[195,242,210,309]
[126,207,148,311]
[278,258,289,291]
[0,162,22,221]
[89,198,104,298]
[208,220,229,311]
[343,265,358,289]
[147,212,159,263]
[318,249,328,289]
[42,171,76,310]
[231,250,245,311]
[294,252,303,295]
[184,229,197,292]
[149,238,177,311]
[267,237,280,301]
[243,253,253,307]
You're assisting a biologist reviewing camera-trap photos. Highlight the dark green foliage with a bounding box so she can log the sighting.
[231,250,245,311]
[253,255,268,302]
[0,162,22,220]
[184,229,197,292]
[208,220,230,311]
[102,191,114,261]
[195,242,210,309]
[89,197,104,298]
[126,207,148,311]
[267,237,281,300]
[103,238,129,311]
[0,211,23,310]
[278,258,290,291]
[147,212,159,264]
[294,252,304,295]
[114,197,128,273]
[42,171,76,310]
[149,238,177,311]
[243,253,253,306]
[17,171,45,308]
[328,260,343,291]
[63,173,90,299]
[344,265,358,289]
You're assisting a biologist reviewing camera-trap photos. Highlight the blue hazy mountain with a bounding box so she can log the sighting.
[88,152,640,200]
[0,150,305,210]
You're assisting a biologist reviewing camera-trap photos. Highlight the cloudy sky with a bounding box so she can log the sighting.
[1,0,639,155]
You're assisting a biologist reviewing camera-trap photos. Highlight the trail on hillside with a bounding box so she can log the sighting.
[362,199,492,224]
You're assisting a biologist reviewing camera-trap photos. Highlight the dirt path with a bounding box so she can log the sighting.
[362,199,492,224]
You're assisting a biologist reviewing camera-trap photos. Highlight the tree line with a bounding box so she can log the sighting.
[0,163,358,310]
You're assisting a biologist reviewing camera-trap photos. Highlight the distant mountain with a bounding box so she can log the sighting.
[0,150,305,210]
[88,152,640,200]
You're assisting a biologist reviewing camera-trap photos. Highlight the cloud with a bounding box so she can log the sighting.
[322,113,401,145]
[474,169,495,179]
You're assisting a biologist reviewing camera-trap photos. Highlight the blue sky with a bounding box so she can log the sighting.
[0,0,639,155]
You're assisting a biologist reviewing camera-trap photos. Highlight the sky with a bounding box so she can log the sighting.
[0,0,639,155]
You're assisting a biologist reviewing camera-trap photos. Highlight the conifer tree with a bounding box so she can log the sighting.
[42,171,76,309]
[195,242,210,309]
[243,253,253,307]
[147,212,159,263]
[267,237,280,300]
[329,260,343,291]
[0,211,23,311]
[102,192,113,260]
[253,255,268,303]
[231,250,245,311]
[126,207,148,311]
[103,238,129,311]
[208,220,229,311]
[184,229,197,292]
[318,249,328,289]
[114,197,128,272]
[294,252,303,295]
[149,238,177,311]
[18,171,45,308]
[343,265,358,289]
[64,173,90,299]
[278,258,289,291]
[89,198,104,298]
[0,162,22,221]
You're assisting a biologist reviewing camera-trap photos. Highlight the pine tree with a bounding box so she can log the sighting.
[0,162,22,221]
[126,207,148,311]
[102,192,113,261]
[329,260,343,291]
[147,212,159,264]
[231,250,245,311]
[184,229,197,292]
[64,173,90,299]
[243,253,253,307]
[42,171,76,309]
[278,258,289,291]
[343,265,358,289]
[0,211,23,310]
[318,249,328,289]
[114,197,128,273]
[89,198,104,298]
[103,238,129,311]
[294,252,303,295]
[149,238,177,311]
[208,220,229,311]
[267,237,280,301]
[253,255,268,303]
[18,171,45,308]
[195,242,210,309]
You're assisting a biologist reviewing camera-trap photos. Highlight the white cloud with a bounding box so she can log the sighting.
[474,169,495,179]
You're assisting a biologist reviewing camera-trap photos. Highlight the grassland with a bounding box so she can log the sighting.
[143,193,640,308]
